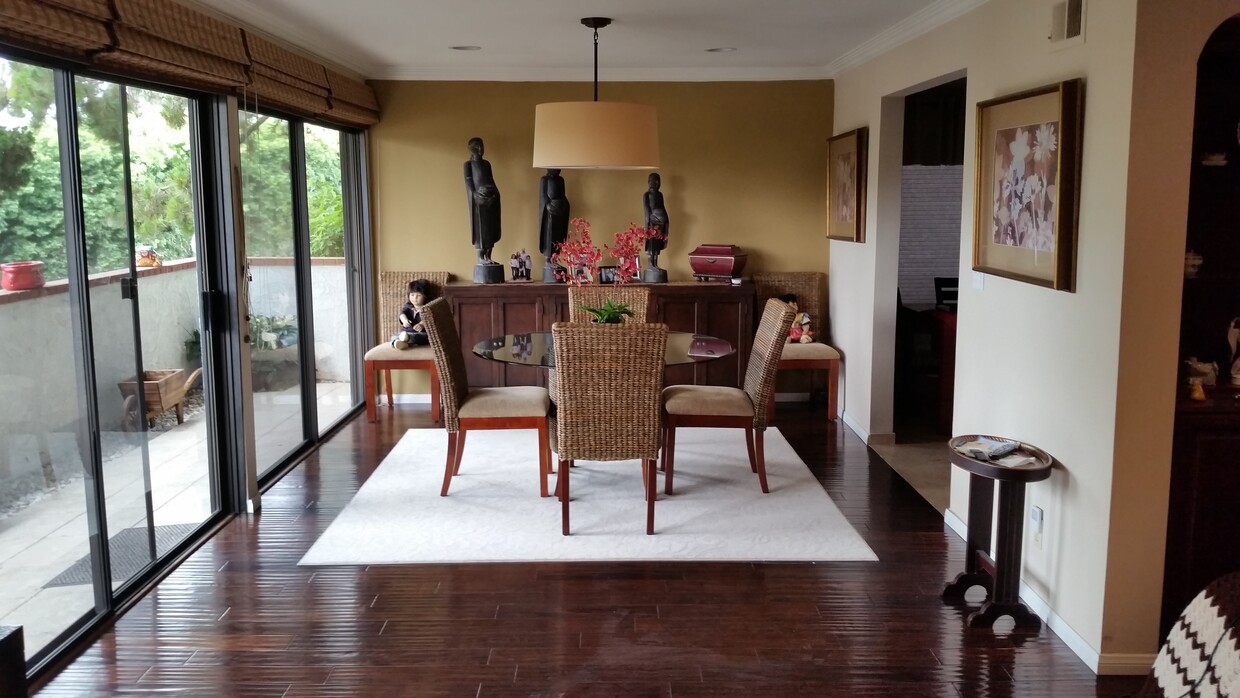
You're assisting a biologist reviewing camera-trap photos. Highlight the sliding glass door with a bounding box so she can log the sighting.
[0,57,223,661]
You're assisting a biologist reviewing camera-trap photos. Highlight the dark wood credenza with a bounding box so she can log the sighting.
[443,281,754,390]
[1160,386,1240,638]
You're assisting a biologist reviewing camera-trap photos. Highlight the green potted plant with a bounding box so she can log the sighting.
[578,297,634,324]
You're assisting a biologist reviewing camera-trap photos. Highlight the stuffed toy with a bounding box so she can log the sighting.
[779,293,814,344]
[392,279,433,349]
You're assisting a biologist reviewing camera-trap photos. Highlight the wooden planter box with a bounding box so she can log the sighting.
[117,368,199,428]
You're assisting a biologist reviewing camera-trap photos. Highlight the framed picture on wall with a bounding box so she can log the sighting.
[973,79,1084,290]
[826,127,868,242]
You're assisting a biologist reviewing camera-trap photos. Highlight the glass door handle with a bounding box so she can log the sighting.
[121,276,137,300]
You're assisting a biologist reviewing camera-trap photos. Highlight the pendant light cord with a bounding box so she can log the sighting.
[592,25,599,101]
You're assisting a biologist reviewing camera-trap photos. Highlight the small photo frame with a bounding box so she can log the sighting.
[826,127,868,242]
[597,266,618,284]
[973,79,1084,291]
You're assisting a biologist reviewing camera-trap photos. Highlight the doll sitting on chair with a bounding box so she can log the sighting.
[392,279,433,349]
[779,293,814,344]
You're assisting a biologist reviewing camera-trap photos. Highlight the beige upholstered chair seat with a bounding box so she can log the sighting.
[780,342,841,361]
[364,343,435,362]
[662,385,753,417]
[458,387,550,419]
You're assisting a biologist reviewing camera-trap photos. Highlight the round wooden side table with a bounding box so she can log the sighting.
[941,435,1053,630]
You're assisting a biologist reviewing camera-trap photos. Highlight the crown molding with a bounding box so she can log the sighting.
[824,0,992,77]
[369,65,831,82]
[180,0,376,78]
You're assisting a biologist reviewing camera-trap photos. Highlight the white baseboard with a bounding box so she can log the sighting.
[941,510,1149,675]
[842,412,869,442]
[379,394,431,405]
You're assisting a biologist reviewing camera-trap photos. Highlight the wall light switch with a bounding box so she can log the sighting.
[972,271,985,290]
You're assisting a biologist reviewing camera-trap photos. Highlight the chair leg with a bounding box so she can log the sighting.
[430,368,441,423]
[645,458,656,535]
[452,430,467,475]
[440,431,458,496]
[537,420,550,497]
[826,360,839,422]
[365,362,377,422]
[755,428,770,494]
[663,426,677,495]
[744,428,757,473]
[560,459,571,535]
[384,370,394,408]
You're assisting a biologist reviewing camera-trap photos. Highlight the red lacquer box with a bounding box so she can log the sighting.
[688,244,747,281]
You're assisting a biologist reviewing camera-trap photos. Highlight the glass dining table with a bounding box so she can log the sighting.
[474,331,735,368]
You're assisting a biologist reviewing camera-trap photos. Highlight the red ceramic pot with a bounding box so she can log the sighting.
[1,261,45,291]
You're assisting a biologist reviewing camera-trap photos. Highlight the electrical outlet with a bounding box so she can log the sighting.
[1031,506,1045,549]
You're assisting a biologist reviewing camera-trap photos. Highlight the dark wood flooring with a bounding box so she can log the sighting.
[33,404,1147,697]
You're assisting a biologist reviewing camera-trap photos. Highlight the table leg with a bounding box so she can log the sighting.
[943,473,995,600]
[967,481,1041,630]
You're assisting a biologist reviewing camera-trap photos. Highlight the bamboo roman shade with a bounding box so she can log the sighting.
[0,0,379,129]
[325,68,380,127]
[242,33,329,117]
[99,0,249,90]
[0,0,111,61]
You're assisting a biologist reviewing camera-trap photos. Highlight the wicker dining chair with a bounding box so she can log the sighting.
[363,271,452,422]
[660,298,795,494]
[753,271,841,422]
[567,285,651,322]
[551,321,668,535]
[420,298,553,497]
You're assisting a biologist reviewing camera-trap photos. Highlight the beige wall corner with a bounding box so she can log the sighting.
[831,0,1143,668]
[1103,0,1240,659]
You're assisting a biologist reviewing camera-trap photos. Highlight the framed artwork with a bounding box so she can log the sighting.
[827,127,868,242]
[973,79,1084,290]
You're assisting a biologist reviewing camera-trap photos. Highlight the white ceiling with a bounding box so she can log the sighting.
[189,0,988,81]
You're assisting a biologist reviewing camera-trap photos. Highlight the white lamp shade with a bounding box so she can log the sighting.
[532,101,659,170]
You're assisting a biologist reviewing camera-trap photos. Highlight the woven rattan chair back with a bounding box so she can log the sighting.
[742,298,796,430]
[568,285,650,323]
[378,271,451,340]
[753,271,825,340]
[552,322,668,462]
[420,298,470,432]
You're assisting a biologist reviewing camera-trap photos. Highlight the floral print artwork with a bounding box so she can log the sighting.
[832,151,857,223]
[991,120,1058,251]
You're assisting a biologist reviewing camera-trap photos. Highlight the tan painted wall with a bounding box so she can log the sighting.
[831,0,1141,669]
[369,80,833,392]
[1105,0,1240,665]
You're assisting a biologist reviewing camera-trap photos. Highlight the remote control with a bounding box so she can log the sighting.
[988,442,1019,459]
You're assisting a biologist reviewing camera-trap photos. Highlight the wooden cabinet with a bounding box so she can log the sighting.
[1161,391,1240,638]
[443,281,754,390]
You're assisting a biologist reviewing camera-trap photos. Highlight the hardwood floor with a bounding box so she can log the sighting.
[34,404,1147,697]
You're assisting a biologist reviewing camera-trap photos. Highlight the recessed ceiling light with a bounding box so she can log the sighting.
[450,45,482,51]
[705,47,736,53]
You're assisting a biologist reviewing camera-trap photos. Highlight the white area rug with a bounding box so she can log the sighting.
[300,427,877,565]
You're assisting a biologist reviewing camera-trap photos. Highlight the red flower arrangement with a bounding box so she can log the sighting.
[604,223,664,284]
[550,218,604,286]
[551,218,665,286]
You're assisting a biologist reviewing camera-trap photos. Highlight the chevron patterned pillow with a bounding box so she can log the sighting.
[1137,572,1240,697]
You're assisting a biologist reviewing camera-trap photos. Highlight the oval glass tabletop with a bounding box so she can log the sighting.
[473,331,735,368]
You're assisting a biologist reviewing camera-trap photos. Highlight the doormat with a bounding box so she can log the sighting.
[43,523,199,588]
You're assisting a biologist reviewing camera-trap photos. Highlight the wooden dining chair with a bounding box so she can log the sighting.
[753,272,841,421]
[660,298,795,494]
[363,271,451,422]
[420,298,553,497]
[567,285,651,322]
[551,321,668,535]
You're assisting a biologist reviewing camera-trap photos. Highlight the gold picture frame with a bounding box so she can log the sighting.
[827,127,867,242]
[973,79,1084,290]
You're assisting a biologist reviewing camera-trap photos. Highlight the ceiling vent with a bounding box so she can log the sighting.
[1049,0,1085,45]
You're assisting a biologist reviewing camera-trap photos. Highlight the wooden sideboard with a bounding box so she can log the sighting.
[1160,386,1240,637]
[443,281,755,390]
